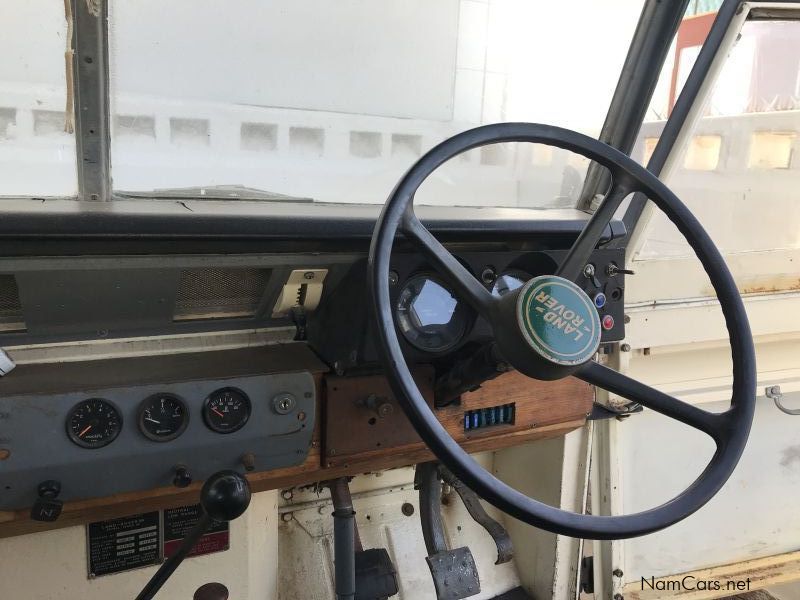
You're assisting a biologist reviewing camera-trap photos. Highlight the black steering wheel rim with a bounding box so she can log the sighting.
[367,122,756,540]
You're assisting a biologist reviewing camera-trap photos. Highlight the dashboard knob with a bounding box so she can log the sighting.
[193,582,229,600]
[30,480,63,522]
[200,470,251,522]
[172,465,193,488]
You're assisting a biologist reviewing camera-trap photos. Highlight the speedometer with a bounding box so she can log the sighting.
[395,274,469,353]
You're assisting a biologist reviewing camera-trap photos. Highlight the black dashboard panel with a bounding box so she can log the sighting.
[307,247,626,374]
[0,200,623,249]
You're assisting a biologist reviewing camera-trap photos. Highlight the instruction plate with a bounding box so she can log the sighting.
[87,511,162,578]
[163,504,230,559]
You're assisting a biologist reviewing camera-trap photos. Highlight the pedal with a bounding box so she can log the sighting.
[355,548,398,600]
[439,467,513,565]
[416,463,481,599]
[426,547,480,600]
[327,478,399,600]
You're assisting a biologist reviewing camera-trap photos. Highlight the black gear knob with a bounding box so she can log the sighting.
[200,470,251,522]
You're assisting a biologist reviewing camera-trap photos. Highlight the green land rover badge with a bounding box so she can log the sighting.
[516,275,601,366]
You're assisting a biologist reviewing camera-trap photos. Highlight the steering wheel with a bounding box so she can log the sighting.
[367,123,755,539]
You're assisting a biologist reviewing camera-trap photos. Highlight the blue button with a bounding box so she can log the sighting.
[593,292,607,308]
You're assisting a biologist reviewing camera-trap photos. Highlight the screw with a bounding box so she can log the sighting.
[614,595,624,600]
[303,272,315,280]
[401,503,415,516]
[613,568,623,577]
[620,343,631,352]
[376,402,394,418]
[281,512,293,522]
[329,448,337,456]
[388,271,399,286]
[583,264,596,278]
[281,489,293,501]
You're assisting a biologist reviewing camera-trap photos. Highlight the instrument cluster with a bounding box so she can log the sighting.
[388,249,626,358]
[1,371,316,511]
[65,388,255,449]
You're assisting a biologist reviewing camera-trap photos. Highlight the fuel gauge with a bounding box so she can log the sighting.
[138,393,189,442]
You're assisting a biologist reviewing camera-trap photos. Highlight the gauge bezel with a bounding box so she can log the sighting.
[202,387,252,434]
[394,272,472,354]
[65,398,123,449]
[137,393,190,442]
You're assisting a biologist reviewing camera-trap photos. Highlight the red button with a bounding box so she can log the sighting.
[602,315,615,330]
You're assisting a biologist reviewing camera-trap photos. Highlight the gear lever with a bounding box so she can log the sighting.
[135,470,251,600]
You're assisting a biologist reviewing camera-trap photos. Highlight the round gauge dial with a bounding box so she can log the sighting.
[66,398,122,449]
[491,271,528,298]
[138,393,189,442]
[395,274,469,353]
[202,388,251,434]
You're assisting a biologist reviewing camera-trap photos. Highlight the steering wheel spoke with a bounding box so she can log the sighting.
[577,360,723,441]
[556,179,635,282]
[401,209,498,320]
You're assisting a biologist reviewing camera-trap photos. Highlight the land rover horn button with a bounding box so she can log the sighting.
[516,275,601,366]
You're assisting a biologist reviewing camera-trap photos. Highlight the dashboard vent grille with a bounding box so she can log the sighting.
[174,267,271,321]
[0,274,25,332]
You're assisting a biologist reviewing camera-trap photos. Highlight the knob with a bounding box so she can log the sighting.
[364,394,394,419]
[200,470,251,522]
[194,582,229,600]
[173,465,193,488]
[30,480,63,522]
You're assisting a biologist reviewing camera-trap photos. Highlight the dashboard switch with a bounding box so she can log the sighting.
[30,480,63,522]
[593,292,607,309]
[173,465,193,488]
[602,315,615,331]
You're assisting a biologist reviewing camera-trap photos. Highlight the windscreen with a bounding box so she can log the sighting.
[108,0,643,208]
[636,17,800,258]
[0,1,77,196]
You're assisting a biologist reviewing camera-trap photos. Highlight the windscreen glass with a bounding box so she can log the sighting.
[636,16,800,257]
[109,0,643,208]
[0,1,77,197]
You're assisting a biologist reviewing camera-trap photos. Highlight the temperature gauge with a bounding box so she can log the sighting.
[66,398,122,449]
[202,388,251,434]
[138,393,189,442]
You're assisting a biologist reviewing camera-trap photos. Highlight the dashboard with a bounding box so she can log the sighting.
[0,205,622,532]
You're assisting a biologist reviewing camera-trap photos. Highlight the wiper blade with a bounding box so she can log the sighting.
[117,184,313,202]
